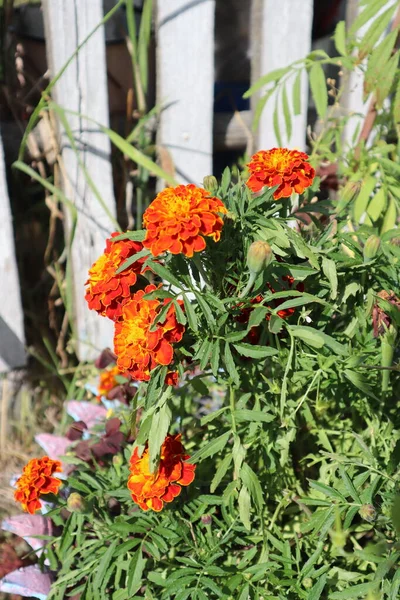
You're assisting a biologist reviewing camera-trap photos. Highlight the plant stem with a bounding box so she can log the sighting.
[230,386,237,433]
[238,271,257,298]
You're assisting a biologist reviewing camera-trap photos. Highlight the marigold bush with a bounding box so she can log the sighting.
[6,148,400,600]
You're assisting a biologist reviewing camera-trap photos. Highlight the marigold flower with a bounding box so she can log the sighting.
[143,184,227,258]
[246,148,315,199]
[114,284,185,381]
[14,457,62,515]
[85,233,146,321]
[372,290,400,338]
[97,365,122,400]
[128,434,196,511]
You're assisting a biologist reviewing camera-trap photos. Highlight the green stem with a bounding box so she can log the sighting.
[238,271,257,298]
[229,386,237,433]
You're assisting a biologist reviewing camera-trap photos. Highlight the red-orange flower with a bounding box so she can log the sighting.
[128,434,196,511]
[85,233,146,321]
[97,365,122,400]
[246,148,315,199]
[143,184,227,258]
[114,284,185,381]
[14,457,62,514]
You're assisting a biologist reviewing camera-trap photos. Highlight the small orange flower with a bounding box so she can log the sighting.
[143,184,227,258]
[246,148,315,199]
[97,365,121,400]
[128,434,196,511]
[114,284,185,381]
[85,233,146,321]
[14,457,62,515]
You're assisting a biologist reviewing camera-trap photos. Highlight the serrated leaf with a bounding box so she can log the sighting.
[307,573,327,600]
[241,463,264,511]
[115,248,150,274]
[322,257,338,300]
[224,342,240,386]
[292,69,302,115]
[127,548,146,596]
[210,453,232,493]
[239,485,251,530]
[233,343,278,359]
[282,83,292,141]
[189,431,231,464]
[146,260,183,289]
[93,539,119,590]
[234,409,274,424]
[243,66,291,98]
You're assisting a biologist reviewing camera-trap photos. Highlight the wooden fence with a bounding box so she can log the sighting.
[0,0,370,370]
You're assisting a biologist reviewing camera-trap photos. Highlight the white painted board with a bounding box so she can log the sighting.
[42,0,116,361]
[156,0,215,185]
[252,0,314,151]
[0,138,26,372]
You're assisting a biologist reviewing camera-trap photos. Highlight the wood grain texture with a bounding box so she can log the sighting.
[155,0,215,185]
[252,0,313,151]
[0,138,26,372]
[42,0,116,361]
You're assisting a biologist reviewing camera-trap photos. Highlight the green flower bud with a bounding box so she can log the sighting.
[247,241,273,274]
[359,503,377,522]
[67,492,88,514]
[363,235,381,263]
[203,175,218,195]
[303,578,313,589]
[337,180,362,212]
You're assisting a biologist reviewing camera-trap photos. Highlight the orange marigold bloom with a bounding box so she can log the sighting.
[246,148,315,199]
[85,233,146,321]
[128,434,196,511]
[14,457,62,515]
[142,184,227,258]
[114,284,184,381]
[97,365,121,400]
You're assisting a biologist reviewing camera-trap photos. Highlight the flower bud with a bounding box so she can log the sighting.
[113,454,123,467]
[359,503,377,522]
[247,241,273,274]
[303,578,313,589]
[67,492,88,514]
[201,514,212,525]
[337,180,362,212]
[203,175,218,195]
[363,235,380,263]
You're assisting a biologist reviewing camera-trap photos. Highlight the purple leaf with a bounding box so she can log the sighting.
[0,564,52,599]
[1,514,53,554]
[66,401,107,430]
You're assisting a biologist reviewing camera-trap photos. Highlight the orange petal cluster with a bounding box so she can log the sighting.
[246,148,315,199]
[97,365,122,400]
[85,233,146,321]
[143,184,227,258]
[128,434,196,511]
[114,284,184,381]
[14,457,62,514]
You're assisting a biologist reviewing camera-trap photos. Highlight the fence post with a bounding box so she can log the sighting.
[0,138,26,372]
[155,0,215,185]
[42,0,116,361]
[251,0,314,151]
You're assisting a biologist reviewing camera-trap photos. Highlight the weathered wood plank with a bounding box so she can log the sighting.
[251,0,314,151]
[0,139,26,372]
[42,0,116,361]
[155,0,215,185]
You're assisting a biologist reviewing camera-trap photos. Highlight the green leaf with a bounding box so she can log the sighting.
[193,291,216,327]
[322,257,338,300]
[334,20,347,56]
[110,230,146,242]
[330,581,378,599]
[243,66,291,98]
[127,548,146,596]
[182,293,199,332]
[307,573,327,600]
[233,343,278,359]
[339,467,362,504]
[282,83,292,141]
[173,300,187,325]
[93,539,119,590]
[224,342,240,386]
[309,62,327,118]
[148,397,172,470]
[238,485,251,530]
[291,326,324,348]
[234,409,274,424]
[210,453,232,493]
[189,431,231,464]
[241,463,264,510]
[116,248,150,274]
[273,100,283,147]
[210,340,220,376]
[101,126,178,187]
[292,69,302,115]
[146,260,183,289]
[309,480,346,502]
